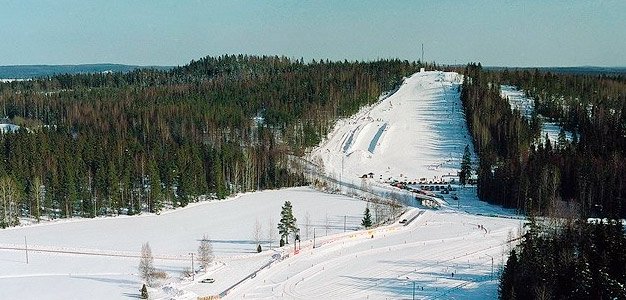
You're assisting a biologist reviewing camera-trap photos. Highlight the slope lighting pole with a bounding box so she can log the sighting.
[189,253,195,281]
[25,236,28,264]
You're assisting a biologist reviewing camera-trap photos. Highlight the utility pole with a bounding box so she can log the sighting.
[24,236,28,264]
[189,253,195,281]
[313,228,316,249]
[344,215,347,232]
[340,154,344,192]
[421,43,424,63]
[413,281,416,300]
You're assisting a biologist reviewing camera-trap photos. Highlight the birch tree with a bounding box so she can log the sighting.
[198,234,214,270]
[139,242,155,286]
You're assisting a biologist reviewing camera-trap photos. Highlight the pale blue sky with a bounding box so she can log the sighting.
[1,0,624,67]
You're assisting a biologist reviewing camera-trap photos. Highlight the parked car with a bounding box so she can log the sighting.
[399,219,408,224]
[201,278,215,283]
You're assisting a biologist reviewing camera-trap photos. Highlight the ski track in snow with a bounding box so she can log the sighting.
[0,71,524,300]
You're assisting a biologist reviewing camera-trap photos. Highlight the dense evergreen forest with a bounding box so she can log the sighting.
[0,55,424,227]
[500,218,626,299]
[460,64,626,299]
[461,64,626,218]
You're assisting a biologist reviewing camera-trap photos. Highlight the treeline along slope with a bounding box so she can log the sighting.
[0,55,423,227]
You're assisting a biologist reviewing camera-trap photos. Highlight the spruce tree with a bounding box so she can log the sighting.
[499,249,518,300]
[361,207,372,228]
[460,145,472,185]
[277,201,297,244]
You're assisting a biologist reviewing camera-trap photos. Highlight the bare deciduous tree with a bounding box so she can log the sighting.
[0,176,20,228]
[373,200,383,225]
[267,216,277,249]
[253,219,262,247]
[324,213,330,236]
[139,242,155,286]
[303,211,311,240]
[32,176,43,222]
[198,234,214,271]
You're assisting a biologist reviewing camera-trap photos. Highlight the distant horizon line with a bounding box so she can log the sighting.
[2,63,625,68]
[1,59,625,70]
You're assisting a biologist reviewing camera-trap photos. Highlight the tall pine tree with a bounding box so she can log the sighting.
[277,201,297,244]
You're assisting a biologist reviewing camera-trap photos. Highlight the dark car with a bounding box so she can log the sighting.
[201,278,215,283]
[399,219,408,224]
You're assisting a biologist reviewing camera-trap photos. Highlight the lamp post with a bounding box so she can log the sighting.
[189,253,195,281]
[24,236,28,264]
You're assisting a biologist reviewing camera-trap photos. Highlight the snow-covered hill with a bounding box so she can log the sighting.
[0,70,523,300]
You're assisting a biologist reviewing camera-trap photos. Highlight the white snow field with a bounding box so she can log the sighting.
[0,188,367,299]
[0,70,523,300]
[500,85,572,143]
[226,208,520,300]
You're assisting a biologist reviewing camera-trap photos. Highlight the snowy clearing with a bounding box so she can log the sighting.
[0,188,367,299]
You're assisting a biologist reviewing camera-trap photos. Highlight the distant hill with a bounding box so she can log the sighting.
[0,63,173,79]
[485,66,626,76]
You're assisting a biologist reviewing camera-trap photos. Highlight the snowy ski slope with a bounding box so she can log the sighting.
[311,71,476,185]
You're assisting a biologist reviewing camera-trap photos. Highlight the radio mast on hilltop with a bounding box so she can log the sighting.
[421,43,424,63]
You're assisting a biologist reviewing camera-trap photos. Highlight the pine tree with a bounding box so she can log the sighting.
[460,145,472,185]
[147,161,162,213]
[499,249,518,300]
[277,201,297,244]
[361,207,372,228]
